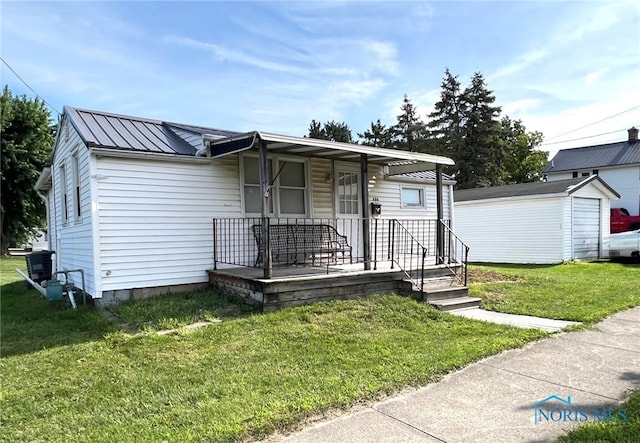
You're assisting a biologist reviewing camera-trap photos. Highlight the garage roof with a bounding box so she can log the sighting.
[454,176,620,202]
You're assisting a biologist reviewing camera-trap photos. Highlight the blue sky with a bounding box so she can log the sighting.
[2,1,639,157]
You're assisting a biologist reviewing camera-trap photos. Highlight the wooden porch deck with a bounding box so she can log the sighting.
[207,261,463,311]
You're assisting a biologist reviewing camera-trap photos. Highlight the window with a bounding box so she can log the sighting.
[401,187,424,208]
[71,152,81,219]
[242,155,307,216]
[581,172,590,177]
[60,164,68,222]
[572,172,579,178]
[592,169,599,175]
[278,162,306,215]
[337,171,359,215]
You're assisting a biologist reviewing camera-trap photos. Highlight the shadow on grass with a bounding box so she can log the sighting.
[109,289,259,333]
[1,280,257,357]
[0,281,118,358]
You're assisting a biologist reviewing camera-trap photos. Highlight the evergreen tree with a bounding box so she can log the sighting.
[391,95,427,152]
[499,116,547,184]
[1,86,54,254]
[459,72,502,188]
[306,119,353,143]
[358,119,392,148]
[427,70,503,189]
[427,69,465,162]
[307,119,325,139]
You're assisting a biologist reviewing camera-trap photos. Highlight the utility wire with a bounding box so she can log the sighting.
[540,128,632,146]
[1,56,62,116]
[544,105,640,142]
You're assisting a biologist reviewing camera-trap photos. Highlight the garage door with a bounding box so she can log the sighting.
[572,197,600,260]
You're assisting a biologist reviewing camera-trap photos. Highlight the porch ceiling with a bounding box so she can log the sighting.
[206,131,454,171]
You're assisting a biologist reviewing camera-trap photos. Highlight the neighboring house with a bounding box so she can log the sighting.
[543,127,640,215]
[35,106,462,308]
[454,176,619,264]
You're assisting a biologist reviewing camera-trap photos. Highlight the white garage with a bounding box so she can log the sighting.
[453,176,619,264]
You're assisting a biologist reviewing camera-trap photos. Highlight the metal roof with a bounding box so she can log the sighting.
[454,176,619,202]
[64,106,237,155]
[388,170,455,181]
[62,106,455,171]
[208,131,454,170]
[543,139,640,173]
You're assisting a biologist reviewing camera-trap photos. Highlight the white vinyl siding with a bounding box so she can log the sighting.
[373,169,452,220]
[455,197,564,264]
[51,120,95,294]
[548,165,639,215]
[309,158,333,218]
[96,155,241,293]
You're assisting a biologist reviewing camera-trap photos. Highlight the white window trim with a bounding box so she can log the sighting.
[401,186,426,209]
[59,162,69,224]
[241,154,309,218]
[71,149,82,222]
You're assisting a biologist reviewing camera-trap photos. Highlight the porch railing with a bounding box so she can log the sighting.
[212,218,467,285]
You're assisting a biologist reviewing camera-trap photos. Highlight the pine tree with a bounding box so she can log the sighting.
[459,72,502,188]
[306,120,353,143]
[427,69,465,163]
[391,95,427,152]
[358,119,392,148]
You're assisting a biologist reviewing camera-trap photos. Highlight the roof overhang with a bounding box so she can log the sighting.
[206,131,454,172]
[35,167,52,192]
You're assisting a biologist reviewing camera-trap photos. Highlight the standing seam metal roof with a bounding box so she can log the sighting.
[543,140,640,173]
[65,106,238,155]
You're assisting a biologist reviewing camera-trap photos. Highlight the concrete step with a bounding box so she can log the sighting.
[425,286,470,300]
[430,296,481,311]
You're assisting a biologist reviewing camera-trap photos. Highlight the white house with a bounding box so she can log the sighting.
[543,127,640,215]
[454,176,619,264]
[35,106,460,306]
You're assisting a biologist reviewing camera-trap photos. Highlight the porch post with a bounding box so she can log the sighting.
[259,139,272,278]
[436,163,444,265]
[361,154,371,270]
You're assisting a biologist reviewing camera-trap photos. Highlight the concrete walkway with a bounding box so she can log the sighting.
[450,308,580,332]
[276,307,640,443]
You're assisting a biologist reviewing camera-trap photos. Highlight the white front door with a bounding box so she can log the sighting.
[335,162,363,260]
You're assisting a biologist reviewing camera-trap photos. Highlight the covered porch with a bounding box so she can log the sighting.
[205,132,470,310]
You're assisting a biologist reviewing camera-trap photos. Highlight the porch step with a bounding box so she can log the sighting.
[425,285,471,301]
[430,296,481,311]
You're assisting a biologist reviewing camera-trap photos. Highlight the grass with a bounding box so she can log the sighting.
[557,390,640,442]
[469,261,640,323]
[1,256,549,442]
[111,289,257,332]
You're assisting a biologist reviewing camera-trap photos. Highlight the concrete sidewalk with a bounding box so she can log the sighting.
[276,307,640,443]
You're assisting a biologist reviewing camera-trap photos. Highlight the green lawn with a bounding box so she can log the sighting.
[2,258,639,442]
[469,262,640,323]
[1,256,548,442]
[557,390,640,442]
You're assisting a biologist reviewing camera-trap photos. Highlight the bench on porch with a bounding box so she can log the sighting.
[252,224,352,267]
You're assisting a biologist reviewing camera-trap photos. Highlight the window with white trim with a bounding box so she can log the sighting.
[60,163,69,222]
[337,171,359,215]
[71,151,82,219]
[242,155,308,216]
[401,187,424,208]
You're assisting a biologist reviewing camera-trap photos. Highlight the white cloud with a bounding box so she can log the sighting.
[585,69,608,86]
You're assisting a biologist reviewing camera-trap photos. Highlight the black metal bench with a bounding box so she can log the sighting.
[252,224,352,267]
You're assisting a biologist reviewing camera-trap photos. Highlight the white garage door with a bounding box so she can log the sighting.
[573,197,600,260]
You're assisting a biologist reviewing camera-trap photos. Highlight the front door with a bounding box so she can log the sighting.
[335,162,363,261]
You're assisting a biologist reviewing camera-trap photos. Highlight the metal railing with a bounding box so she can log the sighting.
[212,217,467,284]
[439,220,469,286]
